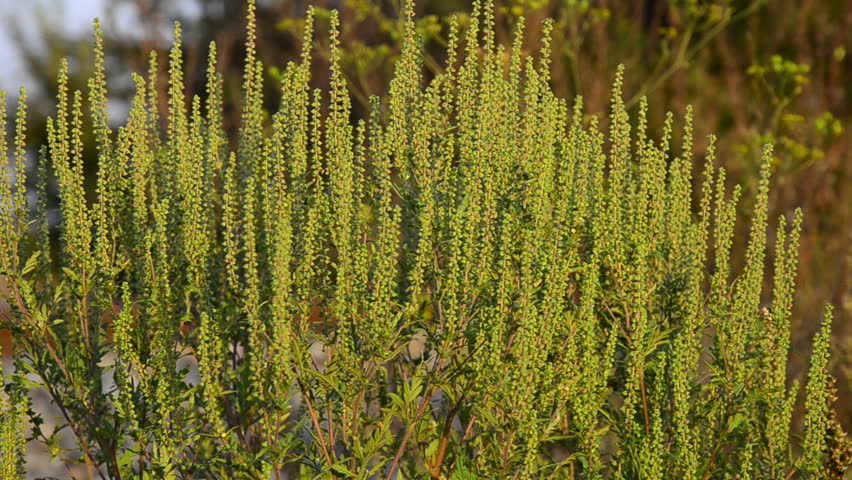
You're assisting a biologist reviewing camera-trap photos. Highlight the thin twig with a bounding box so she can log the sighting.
[296,377,338,479]
[385,387,435,480]
[428,395,465,480]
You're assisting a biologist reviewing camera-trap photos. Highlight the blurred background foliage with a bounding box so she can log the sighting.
[1,0,850,430]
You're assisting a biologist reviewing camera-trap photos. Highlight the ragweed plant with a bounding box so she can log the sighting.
[0,0,847,479]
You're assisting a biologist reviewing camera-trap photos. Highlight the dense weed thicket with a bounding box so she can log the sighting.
[0,0,849,478]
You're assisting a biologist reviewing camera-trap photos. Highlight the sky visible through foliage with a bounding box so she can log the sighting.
[0,0,203,93]
[0,0,103,91]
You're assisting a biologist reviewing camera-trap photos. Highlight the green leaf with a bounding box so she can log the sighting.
[450,464,476,480]
[425,438,440,459]
[330,461,356,477]
[22,251,41,276]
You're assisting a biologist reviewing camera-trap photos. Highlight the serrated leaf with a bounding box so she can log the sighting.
[330,462,356,477]
[425,438,440,459]
[22,251,41,276]
[450,464,476,480]
[61,267,80,284]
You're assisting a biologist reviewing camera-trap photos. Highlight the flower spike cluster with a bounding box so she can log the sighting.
[0,0,845,478]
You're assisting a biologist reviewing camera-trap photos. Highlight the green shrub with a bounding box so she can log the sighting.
[0,0,848,478]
